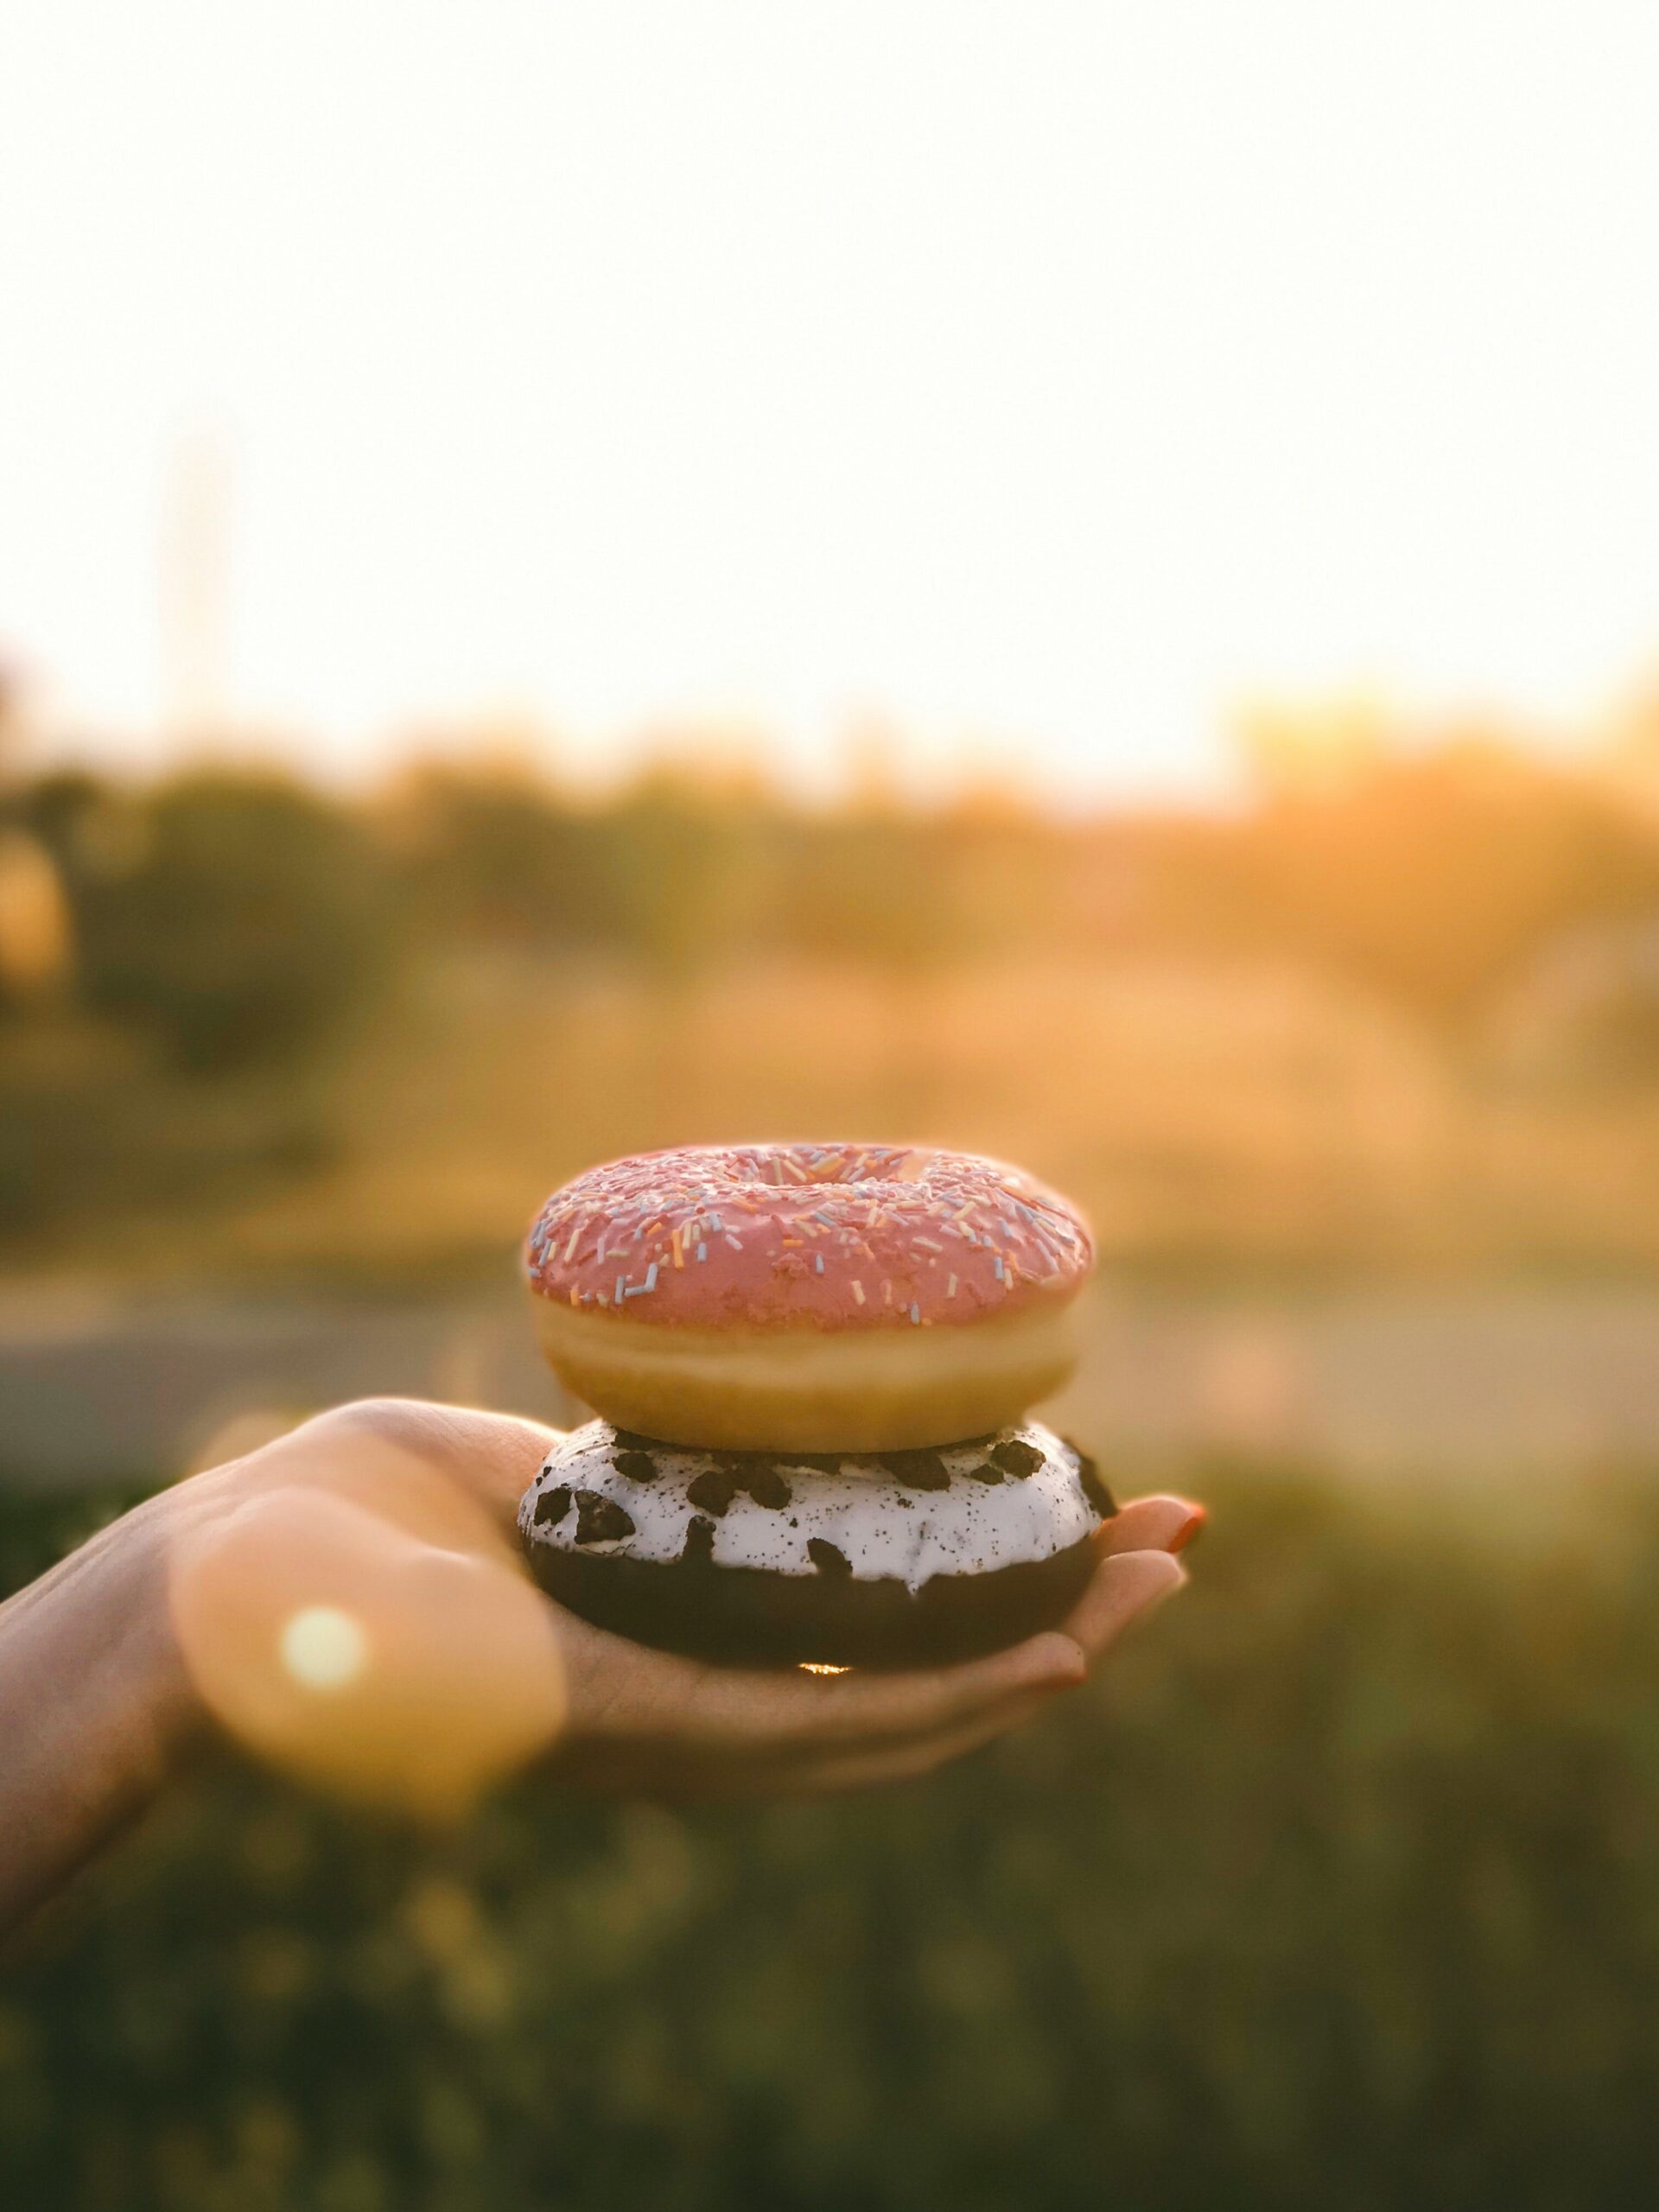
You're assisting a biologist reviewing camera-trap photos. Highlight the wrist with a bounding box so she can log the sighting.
[94,1498,208,1773]
[0,1498,204,1933]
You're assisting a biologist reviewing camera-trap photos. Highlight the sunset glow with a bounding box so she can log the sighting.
[6,3,1659,796]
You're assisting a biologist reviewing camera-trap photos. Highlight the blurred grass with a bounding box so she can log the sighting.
[8,1465,1659,2210]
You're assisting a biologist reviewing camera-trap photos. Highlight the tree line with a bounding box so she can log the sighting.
[5,739,1659,1077]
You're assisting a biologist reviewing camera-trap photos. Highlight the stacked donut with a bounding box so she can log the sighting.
[518,1143,1108,1668]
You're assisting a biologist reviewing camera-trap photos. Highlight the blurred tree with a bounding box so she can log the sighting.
[386,762,622,950]
[24,767,392,1074]
[1238,744,1659,1028]
[605,765,779,980]
[0,659,24,785]
[0,831,73,1004]
[779,804,963,969]
[1486,917,1659,1088]
[1235,694,1390,800]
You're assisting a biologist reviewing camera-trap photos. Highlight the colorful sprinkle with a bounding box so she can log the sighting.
[526,1144,1089,1327]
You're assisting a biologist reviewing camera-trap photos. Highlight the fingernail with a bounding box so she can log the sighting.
[1172,1508,1206,1554]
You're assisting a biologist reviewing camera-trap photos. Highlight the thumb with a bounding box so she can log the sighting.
[249,1397,562,1535]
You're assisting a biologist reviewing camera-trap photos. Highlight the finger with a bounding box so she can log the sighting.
[607,1514,1195,1761]
[565,1672,1075,1801]
[555,1612,1087,1761]
[775,1545,1192,1792]
[773,1685,1073,1796]
[1058,1548,1185,1663]
[696,1627,1091,1756]
[1097,1495,1205,1557]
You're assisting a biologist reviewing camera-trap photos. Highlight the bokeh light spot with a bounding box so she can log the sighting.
[279,1606,367,1691]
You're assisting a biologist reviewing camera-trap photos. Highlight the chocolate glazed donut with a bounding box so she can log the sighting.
[518,1419,1116,1669]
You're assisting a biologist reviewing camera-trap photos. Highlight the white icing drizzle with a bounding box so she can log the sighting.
[518,1420,1096,1593]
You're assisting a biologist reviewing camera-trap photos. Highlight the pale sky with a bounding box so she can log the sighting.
[3,2,1659,799]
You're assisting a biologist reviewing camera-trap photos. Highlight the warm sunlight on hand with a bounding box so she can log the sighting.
[167,1477,566,1818]
[0,1396,1197,1931]
[161,1399,1194,1813]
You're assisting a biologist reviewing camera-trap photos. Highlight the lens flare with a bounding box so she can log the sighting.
[279,1605,367,1691]
[168,1482,567,1817]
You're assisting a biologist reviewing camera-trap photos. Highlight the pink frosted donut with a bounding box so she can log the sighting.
[524,1142,1092,1450]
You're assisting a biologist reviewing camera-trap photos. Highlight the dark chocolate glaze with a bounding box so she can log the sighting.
[524,1529,1098,1670]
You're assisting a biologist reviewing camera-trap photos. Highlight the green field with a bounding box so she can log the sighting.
[7,1465,1659,2211]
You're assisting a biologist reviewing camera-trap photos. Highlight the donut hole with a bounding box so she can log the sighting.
[739,1143,926,1191]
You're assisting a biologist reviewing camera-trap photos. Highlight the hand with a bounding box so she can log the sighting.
[0,1397,1198,1929]
[165,1398,1198,1802]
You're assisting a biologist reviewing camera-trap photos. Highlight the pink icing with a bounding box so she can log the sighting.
[525,1142,1091,1332]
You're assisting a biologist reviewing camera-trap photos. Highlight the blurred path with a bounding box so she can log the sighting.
[6,1281,1659,1488]
[0,1287,566,1488]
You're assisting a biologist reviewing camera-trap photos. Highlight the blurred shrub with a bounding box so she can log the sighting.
[8,1467,1659,2209]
